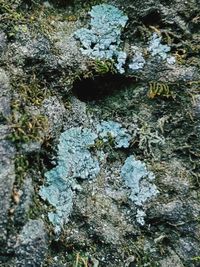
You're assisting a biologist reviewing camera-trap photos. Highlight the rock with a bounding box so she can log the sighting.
[15,219,48,267]
[0,31,7,55]
[1,0,200,266]
[21,142,41,154]
[4,32,57,76]
[173,237,200,267]
[0,68,11,118]
[14,177,34,226]
[41,96,66,137]
[53,22,87,72]
[0,68,10,96]
[159,248,184,267]
[63,96,89,128]
[147,199,200,224]
[0,141,16,248]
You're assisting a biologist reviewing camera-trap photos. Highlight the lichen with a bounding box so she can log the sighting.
[39,127,100,233]
[39,168,73,234]
[121,156,159,225]
[147,33,176,65]
[74,4,128,74]
[96,120,131,148]
[129,46,146,71]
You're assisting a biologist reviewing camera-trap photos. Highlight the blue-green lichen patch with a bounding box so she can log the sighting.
[40,122,158,232]
[74,4,128,74]
[148,33,176,64]
[121,155,159,225]
[129,46,146,71]
[39,168,73,234]
[39,127,100,233]
[57,127,100,180]
[96,121,131,148]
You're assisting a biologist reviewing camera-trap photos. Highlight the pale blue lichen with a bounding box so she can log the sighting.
[136,209,146,226]
[147,33,176,64]
[148,33,171,60]
[57,127,100,179]
[41,123,160,231]
[39,127,100,233]
[96,121,131,148]
[74,4,128,73]
[129,46,146,71]
[121,156,158,206]
[121,155,158,225]
[39,169,73,234]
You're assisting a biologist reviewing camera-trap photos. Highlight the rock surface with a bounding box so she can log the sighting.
[15,219,48,267]
[0,0,200,266]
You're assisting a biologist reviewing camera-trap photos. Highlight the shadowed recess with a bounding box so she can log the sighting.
[72,74,135,101]
[141,10,162,26]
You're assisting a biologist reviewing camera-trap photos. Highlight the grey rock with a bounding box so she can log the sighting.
[159,248,184,267]
[42,96,66,137]
[15,219,48,267]
[53,22,88,72]
[0,68,10,96]
[0,68,11,118]
[147,200,200,224]
[14,177,34,226]
[4,33,57,74]
[0,125,11,141]
[0,96,11,117]
[0,32,7,55]
[173,237,200,267]
[0,68,14,253]
[63,96,89,128]
[21,142,41,154]
[0,140,16,247]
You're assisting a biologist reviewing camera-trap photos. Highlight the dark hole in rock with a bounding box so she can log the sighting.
[141,10,162,26]
[50,240,67,253]
[72,74,135,102]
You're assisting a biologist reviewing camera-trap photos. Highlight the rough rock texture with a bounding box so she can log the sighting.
[0,141,16,248]
[15,219,48,267]
[14,177,34,226]
[0,0,200,266]
[0,68,15,251]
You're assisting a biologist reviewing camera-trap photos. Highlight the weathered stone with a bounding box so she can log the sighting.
[159,248,184,267]
[0,32,7,55]
[15,219,48,267]
[173,237,200,267]
[147,200,200,223]
[14,177,34,226]
[41,96,66,137]
[0,68,11,119]
[0,141,16,247]
[0,0,200,266]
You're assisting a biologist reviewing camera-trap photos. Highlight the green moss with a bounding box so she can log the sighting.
[8,112,48,143]
[14,154,29,187]
[90,59,116,75]
[148,82,175,99]
[11,76,51,107]
[6,75,50,144]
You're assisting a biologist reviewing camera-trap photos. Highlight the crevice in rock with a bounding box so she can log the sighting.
[72,74,135,102]
[141,10,162,26]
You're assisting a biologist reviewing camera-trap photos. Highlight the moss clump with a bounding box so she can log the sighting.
[89,59,116,75]
[14,154,29,187]
[11,76,51,108]
[147,82,175,99]
[8,113,48,143]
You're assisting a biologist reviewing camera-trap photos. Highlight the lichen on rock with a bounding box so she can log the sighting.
[96,120,131,148]
[74,4,128,73]
[148,33,176,64]
[39,127,100,232]
[121,155,159,225]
